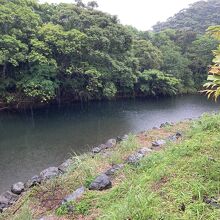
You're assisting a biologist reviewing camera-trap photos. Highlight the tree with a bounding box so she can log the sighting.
[137,69,180,96]
[187,35,218,88]
[87,1,99,9]
[160,44,194,92]
[203,26,220,101]
[132,40,163,72]
[0,0,219,108]
[74,0,85,8]
[153,0,220,34]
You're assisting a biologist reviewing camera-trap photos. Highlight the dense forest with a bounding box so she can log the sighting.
[153,0,220,33]
[0,0,219,108]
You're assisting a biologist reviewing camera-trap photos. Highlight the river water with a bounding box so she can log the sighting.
[0,95,219,193]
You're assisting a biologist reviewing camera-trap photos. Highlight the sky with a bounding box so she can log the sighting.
[39,0,199,31]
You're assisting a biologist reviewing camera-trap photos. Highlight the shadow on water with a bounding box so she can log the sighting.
[0,95,219,193]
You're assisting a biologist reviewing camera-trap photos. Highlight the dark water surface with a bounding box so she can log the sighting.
[0,95,219,193]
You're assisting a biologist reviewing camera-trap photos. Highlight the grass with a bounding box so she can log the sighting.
[2,113,220,219]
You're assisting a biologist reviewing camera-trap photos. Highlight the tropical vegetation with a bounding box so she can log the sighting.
[0,0,219,108]
[203,26,220,101]
[153,0,220,33]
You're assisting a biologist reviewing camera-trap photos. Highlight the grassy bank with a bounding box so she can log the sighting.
[1,113,220,220]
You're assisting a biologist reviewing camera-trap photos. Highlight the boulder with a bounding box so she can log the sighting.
[168,135,178,142]
[160,122,172,128]
[105,139,116,148]
[204,197,220,209]
[117,134,129,143]
[92,147,102,154]
[138,147,152,155]
[0,203,5,213]
[104,164,124,176]
[61,186,85,204]
[89,174,112,190]
[101,151,113,158]
[126,152,144,165]
[92,144,109,153]
[176,132,182,138]
[99,144,108,150]
[58,159,72,173]
[152,140,166,147]
[0,191,18,206]
[168,132,182,142]
[25,175,41,188]
[11,182,25,195]
[40,167,59,180]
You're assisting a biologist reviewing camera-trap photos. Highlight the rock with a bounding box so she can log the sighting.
[58,159,72,173]
[62,186,85,204]
[204,197,220,209]
[122,135,129,141]
[89,174,112,190]
[126,152,144,165]
[0,204,8,213]
[40,167,59,180]
[0,204,3,213]
[176,132,182,138]
[11,182,25,195]
[160,122,172,128]
[101,151,113,158]
[116,136,122,142]
[160,123,167,128]
[92,144,109,153]
[168,135,178,142]
[0,191,18,206]
[116,135,128,142]
[138,147,152,155]
[25,175,41,188]
[168,132,182,142]
[105,139,116,148]
[92,147,102,154]
[104,164,124,176]
[152,140,166,147]
[208,157,216,162]
[99,144,107,149]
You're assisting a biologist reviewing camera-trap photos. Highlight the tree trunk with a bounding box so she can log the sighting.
[2,63,6,79]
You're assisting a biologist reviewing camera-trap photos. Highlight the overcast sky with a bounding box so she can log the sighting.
[39,0,199,30]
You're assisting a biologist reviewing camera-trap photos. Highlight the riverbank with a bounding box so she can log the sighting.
[0,91,198,112]
[1,113,220,219]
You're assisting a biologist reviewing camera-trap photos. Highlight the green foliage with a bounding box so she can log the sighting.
[0,0,219,107]
[138,69,180,96]
[203,26,220,101]
[193,113,220,132]
[84,175,95,188]
[21,77,57,102]
[103,82,117,99]
[188,35,218,88]
[74,199,92,215]
[132,40,162,71]
[56,203,69,216]
[12,204,32,220]
[153,0,220,34]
